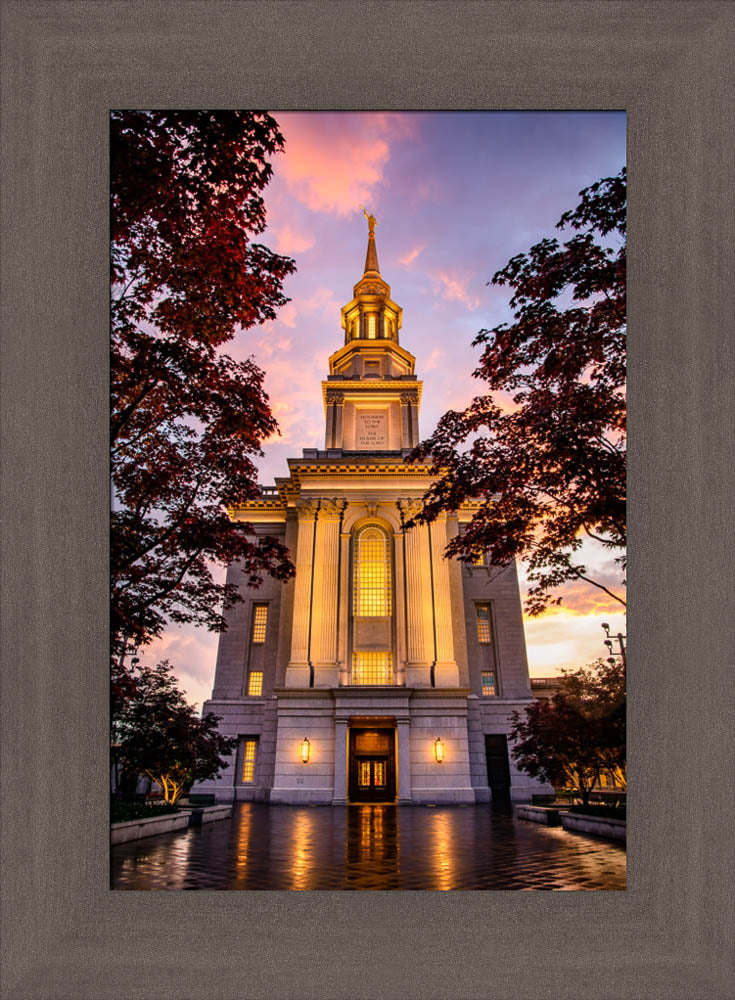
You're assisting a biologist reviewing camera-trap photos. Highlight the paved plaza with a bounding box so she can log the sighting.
[111,803,626,890]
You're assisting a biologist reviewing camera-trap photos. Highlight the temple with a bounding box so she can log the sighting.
[196,217,548,804]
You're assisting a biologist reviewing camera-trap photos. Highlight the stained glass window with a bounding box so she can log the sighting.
[241,739,258,783]
[251,604,268,644]
[354,526,391,616]
[481,671,496,696]
[476,603,492,643]
[352,652,392,685]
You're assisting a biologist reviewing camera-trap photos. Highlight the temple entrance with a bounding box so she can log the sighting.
[348,725,396,802]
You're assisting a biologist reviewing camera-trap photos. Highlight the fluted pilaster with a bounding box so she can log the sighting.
[312,500,342,673]
[286,500,319,686]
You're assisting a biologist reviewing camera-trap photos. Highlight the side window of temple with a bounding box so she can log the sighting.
[251,603,268,644]
[238,738,259,784]
[476,602,492,644]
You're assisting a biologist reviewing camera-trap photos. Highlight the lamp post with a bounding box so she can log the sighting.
[601,622,626,671]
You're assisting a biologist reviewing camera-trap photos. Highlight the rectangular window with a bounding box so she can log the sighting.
[251,603,268,644]
[472,551,485,566]
[247,671,263,696]
[241,738,258,783]
[367,314,376,339]
[481,671,497,696]
[476,603,492,643]
[352,651,392,685]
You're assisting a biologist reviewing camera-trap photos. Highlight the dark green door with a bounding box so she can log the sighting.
[485,734,511,800]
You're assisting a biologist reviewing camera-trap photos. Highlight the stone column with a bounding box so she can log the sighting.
[274,506,299,687]
[401,500,433,687]
[285,499,319,688]
[312,499,342,687]
[399,395,411,449]
[397,716,412,802]
[393,527,407,686]
[325,403,335,448]
[332,393,345,449]
[337,526,351,685]
[429,514,460,687]
[409,401,420,447]
[445,512,470,688]
[332,717,349,804]
[400,391,419,448]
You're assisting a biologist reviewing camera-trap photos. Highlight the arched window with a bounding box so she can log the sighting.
[353,525,391,617]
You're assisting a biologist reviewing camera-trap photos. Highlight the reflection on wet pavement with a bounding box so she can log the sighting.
[111,803,626,890]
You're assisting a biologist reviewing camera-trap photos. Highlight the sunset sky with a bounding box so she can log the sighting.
[147,111,626,710]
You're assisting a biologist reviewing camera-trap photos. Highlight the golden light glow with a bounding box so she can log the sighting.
[354,526,391,616]
[352,651,392,685]
[241,739,258,782]
[472,551,485,566]
[434,737,445,763]
[476,602,492,643]
[247,671,263,696]
[251,603,268,643]
[300,737,310,763]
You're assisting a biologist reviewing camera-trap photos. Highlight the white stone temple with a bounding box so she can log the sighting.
[196,216,548,804]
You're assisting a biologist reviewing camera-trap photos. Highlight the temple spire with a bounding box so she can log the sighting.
[362,208,380,275]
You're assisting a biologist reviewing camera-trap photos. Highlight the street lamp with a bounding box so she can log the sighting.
[601,622,626,670]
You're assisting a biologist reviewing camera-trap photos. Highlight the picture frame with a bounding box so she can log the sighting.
[1,1,732,997]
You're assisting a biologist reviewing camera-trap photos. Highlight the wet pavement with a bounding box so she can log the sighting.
[111,803,626,890]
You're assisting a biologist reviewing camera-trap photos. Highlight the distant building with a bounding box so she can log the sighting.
[529,676,566,701]
[196,219,550,805]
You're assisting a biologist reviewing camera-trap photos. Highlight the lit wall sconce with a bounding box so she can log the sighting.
[300,737,310,763]
[434,737,444,763]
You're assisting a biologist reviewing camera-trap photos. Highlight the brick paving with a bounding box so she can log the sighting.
[110,803,626,890]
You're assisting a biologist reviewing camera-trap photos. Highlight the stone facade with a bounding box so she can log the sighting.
[196,221,550,805]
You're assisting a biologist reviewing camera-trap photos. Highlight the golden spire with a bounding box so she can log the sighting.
[361,207,380,275]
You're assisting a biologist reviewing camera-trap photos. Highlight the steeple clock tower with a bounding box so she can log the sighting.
[323,211,421,453]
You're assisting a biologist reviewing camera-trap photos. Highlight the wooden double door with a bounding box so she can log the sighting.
[348,727,396,802]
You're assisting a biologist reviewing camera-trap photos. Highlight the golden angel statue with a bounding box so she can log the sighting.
[362,207,377,237]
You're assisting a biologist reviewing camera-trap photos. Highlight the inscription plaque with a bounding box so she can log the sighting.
[356,410,388,449]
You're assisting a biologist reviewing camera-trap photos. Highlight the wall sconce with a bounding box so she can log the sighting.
[434,737,444,763]
[300,737,310,763]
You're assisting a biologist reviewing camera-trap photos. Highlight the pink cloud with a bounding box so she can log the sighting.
[400,243,426,266]
[275,112,414,217]
[273,224,315,254]
[424,346,445,371]
[430,269,482,311]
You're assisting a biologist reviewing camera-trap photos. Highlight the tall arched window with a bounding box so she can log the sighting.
[352,525,393,684]
[353,525,391,616]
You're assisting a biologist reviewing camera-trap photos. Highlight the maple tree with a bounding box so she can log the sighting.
[111,111,296,656]
[509,658,626,808]
[112,660,237,805]
[410,168,626,614]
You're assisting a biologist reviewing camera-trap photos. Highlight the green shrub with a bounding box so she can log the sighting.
[111,800,179,824]
[568,803,626,821]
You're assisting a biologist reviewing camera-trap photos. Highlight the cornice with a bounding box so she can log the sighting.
[322,378,423,411]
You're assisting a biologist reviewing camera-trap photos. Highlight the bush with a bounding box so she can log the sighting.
[568,803,626,821]
[111,800,180,824]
